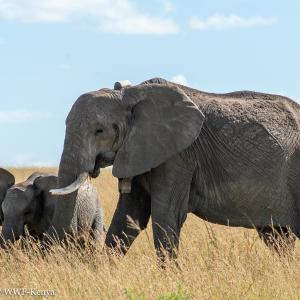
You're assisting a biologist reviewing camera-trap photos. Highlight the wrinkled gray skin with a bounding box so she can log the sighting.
[1,172,104,246]
[0,168,15,225]
[51,77,300,259]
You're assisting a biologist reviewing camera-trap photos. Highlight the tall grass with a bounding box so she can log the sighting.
[0,168,299,299]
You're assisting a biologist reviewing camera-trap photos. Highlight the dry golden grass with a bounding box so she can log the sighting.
[0,167,300,299]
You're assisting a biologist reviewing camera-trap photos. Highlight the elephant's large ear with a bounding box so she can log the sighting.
[112,84,204,178]
[0,168,15,188]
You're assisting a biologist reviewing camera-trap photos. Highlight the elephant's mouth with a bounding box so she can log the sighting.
[90,154,114,178]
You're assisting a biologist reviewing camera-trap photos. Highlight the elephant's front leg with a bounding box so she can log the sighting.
[151,158,194,262]
[105,178,151,255]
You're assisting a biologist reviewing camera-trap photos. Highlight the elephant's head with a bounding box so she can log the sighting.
[0,168,15,225]
[0,173,57,245]
[50,78,204,236]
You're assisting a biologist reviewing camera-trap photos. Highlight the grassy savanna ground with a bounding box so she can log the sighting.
[0,168,300,299]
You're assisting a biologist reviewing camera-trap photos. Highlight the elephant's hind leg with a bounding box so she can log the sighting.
[257,226,296,254]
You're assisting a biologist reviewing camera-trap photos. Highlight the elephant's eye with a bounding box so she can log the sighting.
[95,128,103,136]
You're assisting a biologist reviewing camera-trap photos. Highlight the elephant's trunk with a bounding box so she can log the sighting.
[0,217,24,248]
[47,134,92,240]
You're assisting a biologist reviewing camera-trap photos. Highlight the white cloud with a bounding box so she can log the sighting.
[101,15,178,35]
[171,75,188,86]
[0,0,179,34]
[0,110,51,124]
[189,14,278,30]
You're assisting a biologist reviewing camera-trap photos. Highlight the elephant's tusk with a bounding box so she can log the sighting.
[49,172,89,196]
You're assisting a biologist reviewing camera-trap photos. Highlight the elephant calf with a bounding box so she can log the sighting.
[0,172,104,247]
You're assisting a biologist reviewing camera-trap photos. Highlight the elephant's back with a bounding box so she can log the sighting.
[174,82,299,109]
[199,96,300,159]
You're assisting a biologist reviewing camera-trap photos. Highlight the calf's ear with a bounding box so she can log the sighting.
[34,175,58,193]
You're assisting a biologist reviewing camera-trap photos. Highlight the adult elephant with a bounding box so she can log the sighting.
[50,77,300,259]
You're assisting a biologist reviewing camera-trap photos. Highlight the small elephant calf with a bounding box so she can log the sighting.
[0,172,104,246]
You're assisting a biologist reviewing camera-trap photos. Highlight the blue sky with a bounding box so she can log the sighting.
[0,0,299,166]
